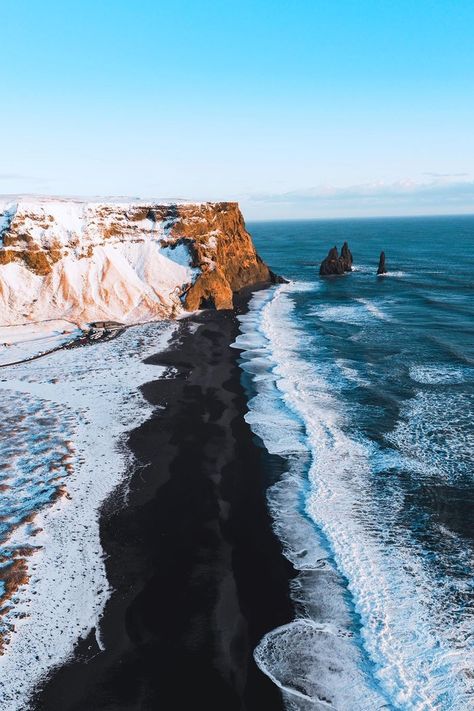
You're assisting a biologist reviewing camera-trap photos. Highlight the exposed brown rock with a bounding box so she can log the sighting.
[184,267,234,310]
[3,233,31,247]
[165,203,271,309]
[22,249,52,275]
[0,251,15,267]
[0,558,30,654]
[0,200,275,311]
[0,246,60,274]
[0,559,29,603]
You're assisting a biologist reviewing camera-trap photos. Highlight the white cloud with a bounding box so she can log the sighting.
[0,173,51,183]
[0,173,31,181]
[423,172,469,178]
[244,177,474,218]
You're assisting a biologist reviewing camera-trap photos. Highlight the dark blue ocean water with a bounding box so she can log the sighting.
[235,216,474,710]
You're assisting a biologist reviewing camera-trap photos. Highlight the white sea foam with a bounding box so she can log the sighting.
[235,287,388,710]
[375,270,407,278]
[310,297,390,325]
[0,320,176,710]
[355,298,391,321]
[389,389,474,482]
[351,264,372,274]
[254,620,386,711]
[333,265,406,278]
[335,359,371,387]
[235,283,474,710]
[409,364,472,385]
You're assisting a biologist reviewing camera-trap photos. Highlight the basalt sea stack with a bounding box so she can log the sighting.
[377,251,387,275]
[319,241,353,276]
[341,241,353,271]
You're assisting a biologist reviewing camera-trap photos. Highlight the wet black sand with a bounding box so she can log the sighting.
[34,303,295,711]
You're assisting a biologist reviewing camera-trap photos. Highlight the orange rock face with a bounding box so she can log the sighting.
[167,202,271,310]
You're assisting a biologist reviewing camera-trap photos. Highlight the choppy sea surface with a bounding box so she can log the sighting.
[235,216,474,711]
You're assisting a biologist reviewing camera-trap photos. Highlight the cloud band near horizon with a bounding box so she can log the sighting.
[242,178,474,219]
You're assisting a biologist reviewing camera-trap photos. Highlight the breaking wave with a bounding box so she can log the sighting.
[234,283,474,710]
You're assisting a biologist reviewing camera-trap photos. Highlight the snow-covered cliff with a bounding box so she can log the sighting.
[0,197,271,327]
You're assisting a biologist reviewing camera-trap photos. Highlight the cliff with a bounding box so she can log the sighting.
[0,198,271,326]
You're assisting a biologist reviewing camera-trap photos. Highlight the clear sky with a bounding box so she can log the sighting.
[1,0,473,219]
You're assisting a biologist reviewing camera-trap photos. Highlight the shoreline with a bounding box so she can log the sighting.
[34,300,295,710]
[0,321,175,710]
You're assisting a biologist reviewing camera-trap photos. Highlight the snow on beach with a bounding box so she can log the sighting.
[0,320,176,710]
[0,321,81,366]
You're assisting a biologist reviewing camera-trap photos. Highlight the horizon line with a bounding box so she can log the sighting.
[246,211,474,223]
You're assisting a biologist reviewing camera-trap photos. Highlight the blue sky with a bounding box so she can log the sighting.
[1,0,473,218]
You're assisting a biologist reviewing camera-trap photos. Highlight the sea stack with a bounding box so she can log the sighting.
[377,251,387,275]
[319,242,353,276]
[341,241,353,271]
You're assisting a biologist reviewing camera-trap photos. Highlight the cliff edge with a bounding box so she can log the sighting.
[0,198,271,326]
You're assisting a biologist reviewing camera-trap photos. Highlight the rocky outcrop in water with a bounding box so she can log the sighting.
[320,247,345,275]
[0,198,272,324]
[269,270,289,284]
[319,242,353,276]
[341,241,353,271]
[377,251,387,275]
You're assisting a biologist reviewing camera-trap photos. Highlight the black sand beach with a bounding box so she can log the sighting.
[34,302,294,711]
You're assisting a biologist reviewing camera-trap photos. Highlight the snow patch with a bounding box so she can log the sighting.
[0,197,206,326]
[0,320,176,710]
[0,241,195,327]
[0,321,81,366]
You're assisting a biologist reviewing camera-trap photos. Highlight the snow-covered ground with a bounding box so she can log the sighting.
[0,197,202,326]
[0,321,81,366]
[0,320,176,710]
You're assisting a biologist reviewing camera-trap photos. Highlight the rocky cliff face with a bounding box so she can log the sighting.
[167,201,271,310]
[0,198,271,326]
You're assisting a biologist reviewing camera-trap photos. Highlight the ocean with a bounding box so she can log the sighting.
[235,216,474,710]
